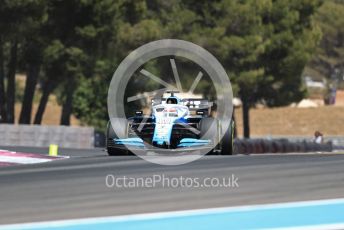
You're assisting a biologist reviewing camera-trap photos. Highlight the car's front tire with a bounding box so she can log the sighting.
[199,117,218,154]
[106,118,130,156]
[107,147,128,156]
[220,121,234,155]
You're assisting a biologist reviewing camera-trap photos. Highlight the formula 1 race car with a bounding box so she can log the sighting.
[106,91,234,155]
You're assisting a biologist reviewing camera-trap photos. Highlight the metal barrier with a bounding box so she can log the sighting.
[0,124,94,149]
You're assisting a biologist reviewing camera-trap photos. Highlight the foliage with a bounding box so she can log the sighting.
[0,0,336,137]
[306,0,344,83]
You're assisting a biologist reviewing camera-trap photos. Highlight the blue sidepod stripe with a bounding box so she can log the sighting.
[2,199,344,230]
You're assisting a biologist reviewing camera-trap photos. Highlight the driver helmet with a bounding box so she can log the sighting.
[166,97,178,104]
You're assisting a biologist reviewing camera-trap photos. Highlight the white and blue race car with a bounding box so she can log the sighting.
[106,91,234,155]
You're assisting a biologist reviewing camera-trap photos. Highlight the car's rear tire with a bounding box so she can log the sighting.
[220,121,234,155]
[107,118,130,156]
[199,117,218,155]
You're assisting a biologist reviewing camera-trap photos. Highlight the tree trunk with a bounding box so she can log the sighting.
[0,38,6,123]
[19,63,40,124]
[60,80,75,126]
[33,80,54,125]
[242,95,250,138]
[6,41,18,123]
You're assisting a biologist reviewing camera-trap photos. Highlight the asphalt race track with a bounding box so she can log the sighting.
[0,147,344,225]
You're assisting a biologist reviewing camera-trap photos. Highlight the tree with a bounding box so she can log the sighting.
[0,36,5,123]
[307,0,344,83]
[0,0,47,124]
[6,40,18,123]
[72,0,197,129]
[72,0,152,129]
[19,40,43,124]
[0,1,21,123]
[192,0,321,138]
[33,0,92,125]
[19,2,48,124]
[34,40,65,124]
[71,0,322,135]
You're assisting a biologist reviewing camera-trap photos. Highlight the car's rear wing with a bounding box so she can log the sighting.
[151,98,213,113]
[181,99,213,111]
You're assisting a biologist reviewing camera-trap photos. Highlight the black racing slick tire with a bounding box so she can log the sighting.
[199,117,218,154]
[220,120,234,155]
